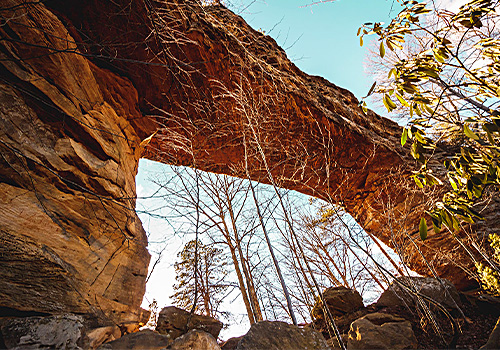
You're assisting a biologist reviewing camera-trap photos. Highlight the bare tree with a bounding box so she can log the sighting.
[151,166,264,324]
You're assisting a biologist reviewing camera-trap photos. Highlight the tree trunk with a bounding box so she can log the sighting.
[222,225,256,324]
[226,189,264,321]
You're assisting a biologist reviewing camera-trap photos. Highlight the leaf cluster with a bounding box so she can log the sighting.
[359,0,500,239]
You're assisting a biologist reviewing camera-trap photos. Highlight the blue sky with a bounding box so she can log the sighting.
[138,0,401,338]
[234,0,396,99]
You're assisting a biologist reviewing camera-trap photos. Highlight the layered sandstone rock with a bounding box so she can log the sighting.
[347,313,417,350]
[235,321,330,350]
[0,0,490,325]
[97,330,170,350]
[311,286,365,319]
[376,277,462,314]
[0,314,87,349]
[0,0,150,324]
[169,330,221,350]
[155,306,223,340]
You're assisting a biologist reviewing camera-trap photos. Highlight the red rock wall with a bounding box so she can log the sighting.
[0,0,486,324]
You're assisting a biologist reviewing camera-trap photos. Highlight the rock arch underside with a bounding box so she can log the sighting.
[1,0,498,326]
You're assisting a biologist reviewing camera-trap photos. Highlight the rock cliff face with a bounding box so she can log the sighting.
[0,0,150,325]
[0,0,490,324]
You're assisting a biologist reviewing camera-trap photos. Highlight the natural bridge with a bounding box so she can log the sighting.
[0,0,493,326]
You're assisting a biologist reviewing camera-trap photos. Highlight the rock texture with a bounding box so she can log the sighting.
[0,0,150,325]
[168,330,221,350]
[376,277,462,313]
[97,330,170,350]
[347,313,417,350]
[481,317,500,349]
[86,326,122,350]
[312,281,500,349]
[0,0,492,324]
[312,286,365,319]
[327,334,350,350]
[220,336,243,350]
[235,321,330,350]
[0,314,87,350]
[156,307,223,340]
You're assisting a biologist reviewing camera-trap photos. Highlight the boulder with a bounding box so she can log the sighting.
[481,316,500,349]
[97,329,170,350]
[120,323,141,335]
[86,326,121,349]
[168,329,221,350]
[330,309,370,334]
[312,286,364,319]
[156,307,223,340]
[235,321,330,350]
[326,334,349,350]
[376,277,462,312]
[220,336,243,350]
[0,314,87,350]
[347,313,417,349]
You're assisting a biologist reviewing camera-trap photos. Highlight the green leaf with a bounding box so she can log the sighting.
[396,94,410,107]
[386,39,395,51]
[411,142,424,162]
[483,123,499,132]
[434,50,445,63]
[471,175,483,186]
[401,128,408,146]
[487,132,495,145]
[473,185,482,198]
[489,164,497,176]
[415,131,427,144]
[388,68,396,79]
[414,176,424,188]
[411,142,419,159]
[430,213,442,233]
[380,41,386,58]
[464,124,479,140]
[449,176,459,191]
[451,214,460,231]
[466,180,474,199]
[383,94,397,112]
[440,209,453,230]
[419,217,428,240]
[366,81,377,97]
[425,173,443,186]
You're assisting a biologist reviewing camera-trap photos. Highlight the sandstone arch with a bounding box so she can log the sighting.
[0,0,489,325]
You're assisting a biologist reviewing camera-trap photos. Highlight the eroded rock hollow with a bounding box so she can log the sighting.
[0,0,491,325]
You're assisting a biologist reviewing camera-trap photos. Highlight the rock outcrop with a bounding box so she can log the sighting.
[168,330,221,350]
[235,321,329,350]
[0,0,150,325]
[0,0,493,325]
[481,317,500,349]
[86,326,122,350]
[0,314,88,350]
[97,330,170,350]
[311,282,500,349]
[347,313,417,350]
[155,307,223,340]
[312,286,365,319]
[220,336,243,350]
[376,277,462,314]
